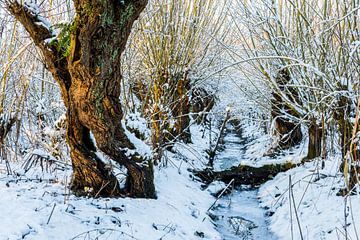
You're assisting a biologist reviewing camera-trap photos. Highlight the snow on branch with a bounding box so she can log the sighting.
[6,0,72,96]
[6,0,55,45]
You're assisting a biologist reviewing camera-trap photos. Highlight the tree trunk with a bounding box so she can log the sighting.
[306,121,322,160]
[171,71,191,143]
[8,0,155,198]
[334,94,352,159]
[67,110,120,196]
[272,117,302,149]
[269,69,302,154]
[0,113,16,164]
[0,113,15,151]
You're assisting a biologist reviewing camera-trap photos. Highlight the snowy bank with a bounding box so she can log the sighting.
[0,159,220,240]
[259,157,360,240]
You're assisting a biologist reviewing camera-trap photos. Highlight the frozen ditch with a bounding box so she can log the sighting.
[213,123,248,170]
[210,122,277,240]
[210,186,276,240]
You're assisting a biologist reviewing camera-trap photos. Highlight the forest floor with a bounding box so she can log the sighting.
[0,121,359,240]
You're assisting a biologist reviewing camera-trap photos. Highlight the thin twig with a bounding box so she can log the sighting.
[290,175,304,240]
[207,178,235,212]
[47,203,56,225]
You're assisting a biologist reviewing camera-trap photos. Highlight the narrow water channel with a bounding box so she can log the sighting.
[211,122,277,239]
[211,186,276,240]
[213,123,248,171]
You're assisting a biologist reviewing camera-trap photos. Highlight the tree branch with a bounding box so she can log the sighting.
[6,0,72,98]
[7,0,54,45]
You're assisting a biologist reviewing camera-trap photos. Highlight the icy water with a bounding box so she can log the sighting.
[212,123,277,240]
[212,187,276,240]
[214,124,248,170]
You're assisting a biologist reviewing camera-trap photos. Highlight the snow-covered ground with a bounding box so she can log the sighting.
[0,152,221,240]
[206,112,359,240]
[0,115,357,240]
[259,156,360,240]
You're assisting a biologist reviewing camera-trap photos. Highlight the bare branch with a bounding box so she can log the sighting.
[6,0,71,100]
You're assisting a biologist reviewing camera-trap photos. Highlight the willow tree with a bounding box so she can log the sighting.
[127,0,225,163]
[6,0,155,198]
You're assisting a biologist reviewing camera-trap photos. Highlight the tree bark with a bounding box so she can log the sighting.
[334,94,352,159]
[0,114,15,149]
[7,0,155,198]
[171,71,191,143]
[0,113,16,162]
[270,69,302,154]
[306,121,322,159]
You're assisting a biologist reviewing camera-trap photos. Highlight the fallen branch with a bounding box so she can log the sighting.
[207,178,235,212]
[194,161,297,186]
[47,203,56,225]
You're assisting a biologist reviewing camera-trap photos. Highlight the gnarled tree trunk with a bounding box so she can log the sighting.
[7,0,155,198]
[269,69,302,154]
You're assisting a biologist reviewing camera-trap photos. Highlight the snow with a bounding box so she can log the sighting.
[23,0,40,15]
[125,112,151,140]
[18,0,56,38]
[0,153,221,240]
[212,187,277,240]
[2,83,356,240]
[122,120,152,159]
[213,121,306,171]
[34,17,52,33]
[206,181,227,196]
[196,98,360,240]
[258,156,360,240]
[1,0,358,238]
[44,36,57,45]
[1,106,359,240]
